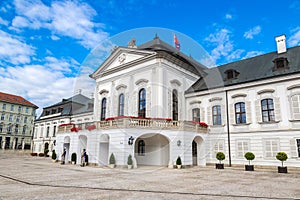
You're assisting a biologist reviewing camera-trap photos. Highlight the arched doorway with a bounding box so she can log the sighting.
[63,136,70,162]
[99,134,109,166]
[192,136,205,166]
[134,133,170,166]
[44,142,49,151]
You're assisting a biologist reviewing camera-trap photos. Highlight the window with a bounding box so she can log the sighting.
[225,69,239,80]
[118,94,124,116]
[138,89,146,118]
[22,126,26,135]
[24,116,28,123]
[212,140,225,158]
[10,105,14,111]
[46,127,50,138]
[212,105,222,125]
[273,57,288,71]
[138,140,145,156]
[45,110,50,115]
[25,107,29,113]
[18,106,22,112]
[0,124,3,132]
[53,126,56,137]
[7,125,12,133]
[291,95,300,120]
[16,116,20,123]
[264,140,279,158]
[1,113,5,120]
[101,98,107,121]
[297,139,300,157]
[9,114,13,122]
[236,140,249,158]
[15,125,19,134]
[51,109,56,114]
[235,102,246,124]
[2,104,6,110]
[58,107,63,113]
[192,108,200,122]
[172,90,178,121]
[261,99,275,122]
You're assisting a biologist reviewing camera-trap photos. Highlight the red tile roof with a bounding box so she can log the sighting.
[0,92,38,108]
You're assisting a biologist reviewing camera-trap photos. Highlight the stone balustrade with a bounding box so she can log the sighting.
[57,117,208,134]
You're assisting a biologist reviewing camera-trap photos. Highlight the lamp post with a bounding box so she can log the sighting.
[128,136,134,145]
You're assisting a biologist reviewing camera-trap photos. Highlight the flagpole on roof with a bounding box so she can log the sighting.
[173,34,180,51]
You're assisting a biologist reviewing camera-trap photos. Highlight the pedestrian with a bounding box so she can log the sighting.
[81,149,86,167]
[61,148,66,165]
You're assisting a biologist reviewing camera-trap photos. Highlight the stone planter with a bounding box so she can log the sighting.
[216,163,224,169]
[278,166,288,173]
[245,165,254,171]
[109,164,115,169]
[72,161,76,165]
[177,165,182,169]
[128,165,132,169]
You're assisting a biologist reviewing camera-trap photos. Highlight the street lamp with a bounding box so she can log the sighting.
[128,136,134,145]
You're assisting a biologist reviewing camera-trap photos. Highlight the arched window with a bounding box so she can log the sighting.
[101,98,107,121]
[261,99,275,122]
[138,140,145,156]
[235,102,246,124]
[138,89,146,118]
[172,89,178,121]
[118,94,124,116]
[192,108,200,122]
[212,105,222,125]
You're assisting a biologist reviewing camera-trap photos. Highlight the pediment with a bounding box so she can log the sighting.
[90,47,156,79]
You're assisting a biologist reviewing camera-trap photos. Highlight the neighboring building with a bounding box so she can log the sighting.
[54,35,300,167]
[33,93,94,154]
[0,92,38,150]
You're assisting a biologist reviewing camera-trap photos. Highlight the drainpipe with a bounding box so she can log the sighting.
[225,90,232,167]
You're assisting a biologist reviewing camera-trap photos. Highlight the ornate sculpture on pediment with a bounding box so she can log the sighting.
[128,38,137,48]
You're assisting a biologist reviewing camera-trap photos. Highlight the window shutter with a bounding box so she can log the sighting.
[255,100,261,123]
[113,94,117,116]
[168,90,172,118]
[207,106,212,125]
[146,87,151,117]
[221,105,226,125]
[290,139,297,157]
[200,108,205,122]
[133,91,137,116]
[245,101,252,124]
[274,97,281,121]
[229,103,235,124]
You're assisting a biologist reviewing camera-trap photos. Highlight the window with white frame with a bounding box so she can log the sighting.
[212,140,225,158]
[236,140,249,158]
[291,94,300,120]
[118,93,125,116]
[101,98,107,121]
[264,139,279,158]
[261,99,275,122]
[235,102,246,124]
[212,105,222,125]
[192,108,200,122]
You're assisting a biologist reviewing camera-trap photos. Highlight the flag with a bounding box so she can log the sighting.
[174,34,180,50]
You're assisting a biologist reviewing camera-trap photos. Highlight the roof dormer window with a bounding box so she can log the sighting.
[273,57,288,71]
[225,69,239,81]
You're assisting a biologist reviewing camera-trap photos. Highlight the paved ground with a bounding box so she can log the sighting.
[0,151,299,200]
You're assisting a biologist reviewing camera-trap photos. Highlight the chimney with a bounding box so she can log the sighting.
[275,35,287,54]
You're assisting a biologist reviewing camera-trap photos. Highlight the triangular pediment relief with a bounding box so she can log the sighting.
[91,47,156,79]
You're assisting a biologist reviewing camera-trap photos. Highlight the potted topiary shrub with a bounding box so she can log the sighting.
[44,149,49,157]
[176,156,182,169]
[109,153,116,168]
[216,152,225,169]
[71,152,77,165]
[51,150,57,162]
[276,152,288,173]
[127,154,133,169]
[244,152,255,171]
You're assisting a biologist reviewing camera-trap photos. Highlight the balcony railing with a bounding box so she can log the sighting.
[57,117,208,134]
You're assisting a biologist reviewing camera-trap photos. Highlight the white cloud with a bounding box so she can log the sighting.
[244,26,261,39]
[51,35,60,40]
[225,14,232,19]
[288,27,300,47]
[12,0,109,49]
[0,17,9,26]
[0,30,35,64]
[243,51,264,59]
[227,49,245,61]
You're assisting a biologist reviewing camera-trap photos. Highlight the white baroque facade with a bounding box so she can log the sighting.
[55,35,300,167]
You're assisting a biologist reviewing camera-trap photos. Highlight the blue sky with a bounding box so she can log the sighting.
[1,0,300,114]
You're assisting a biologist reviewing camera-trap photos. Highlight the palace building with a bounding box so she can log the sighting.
[49,34,299,167]
[0,92,37,150]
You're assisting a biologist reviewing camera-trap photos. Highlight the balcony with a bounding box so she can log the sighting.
[57,117,208,134]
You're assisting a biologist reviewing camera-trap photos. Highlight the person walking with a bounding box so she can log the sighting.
[81,149,86,167]
[61,148,66,165]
